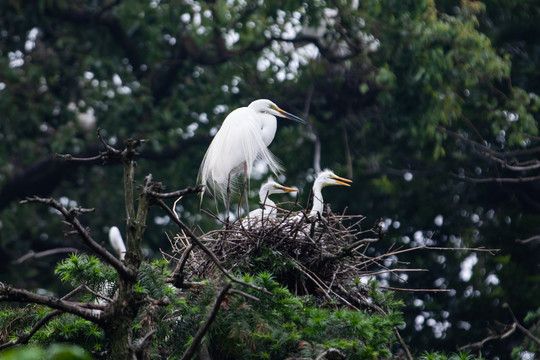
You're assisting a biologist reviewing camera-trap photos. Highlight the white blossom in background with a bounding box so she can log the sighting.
[459,253,478,281]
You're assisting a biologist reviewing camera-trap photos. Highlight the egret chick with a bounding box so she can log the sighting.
[291,170,352,223]
[198,99,306,209]
[242,178,298,228]
[309,170,352,218]
[108,226,126,261]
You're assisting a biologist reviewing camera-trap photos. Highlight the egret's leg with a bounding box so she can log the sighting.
[243,164,250,216]
[225,173,231,226]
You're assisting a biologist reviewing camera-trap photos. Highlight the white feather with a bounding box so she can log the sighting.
[198,99,304,202]
[108,226,126,261]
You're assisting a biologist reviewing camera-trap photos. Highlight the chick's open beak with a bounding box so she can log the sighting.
[277,185,298,193]
[331,174,353,187]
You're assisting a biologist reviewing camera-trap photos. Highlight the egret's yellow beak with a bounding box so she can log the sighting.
[276,185,298,193]
[330,174,353,187]
[271,105,307,124]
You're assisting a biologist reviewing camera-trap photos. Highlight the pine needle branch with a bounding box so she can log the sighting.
[179,283,232,360]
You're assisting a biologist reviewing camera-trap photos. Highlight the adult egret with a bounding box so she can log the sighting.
[108,226,126,261]
[292,169,352,222]
[198,99,306,210]
[242,178,297,228]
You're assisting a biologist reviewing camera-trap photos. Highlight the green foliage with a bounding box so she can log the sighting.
[32,314,104,351]
[419,350,481,360]
[1,0,540,358]
[0,306,104,353]
[0,344,91,360]
[55,254,117,300]
[203,273,402,359]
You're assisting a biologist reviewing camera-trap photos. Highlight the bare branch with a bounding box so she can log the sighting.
[505,304,540,347]
[438,126,540,158]
[147,185,204,199]
[455,173,540,183]
[0,284,100,324]
[516,235,540,244]
[458,304,540,352]
[458,323,517,352]
[379,286,451,292]
[179,283,232,360]
[12,247,79,264]
[20,196,132,280]
[169,241,195,288]
[229,289,260,302]
[0,310,62,351]
[324,237,380,261]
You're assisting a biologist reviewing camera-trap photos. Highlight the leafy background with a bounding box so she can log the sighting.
[1,0,539,358]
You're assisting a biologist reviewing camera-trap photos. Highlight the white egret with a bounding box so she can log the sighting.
[108,226,126,261]
[198,99,306,211]
[242,178,297,228]
[308,169,352,218]
[291,169,352,223]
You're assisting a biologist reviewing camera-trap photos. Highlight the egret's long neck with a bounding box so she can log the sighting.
[259,189,277,215]
[309,186,324,217]
[259,115,277,147]
[259,189,275,208]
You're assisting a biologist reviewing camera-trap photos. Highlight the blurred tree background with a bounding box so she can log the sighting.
[1,0,539,358]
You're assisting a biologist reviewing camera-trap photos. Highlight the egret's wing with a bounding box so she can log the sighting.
[198,107,283,200]
[236,109,283,178]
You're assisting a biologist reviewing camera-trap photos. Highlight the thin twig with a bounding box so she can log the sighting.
[153,198,272,295]
[455,173,540,183]
[229,289,260,302]
[0,310,62,350]
[380,286,451,292]
[505,304,540,347]
[458,323,517,352]
[515,235,540,244]
[20,196,132,280]
[147,185,203,199]
[12,247,79,264]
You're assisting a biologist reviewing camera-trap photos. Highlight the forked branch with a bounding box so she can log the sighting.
[20,196,131,279]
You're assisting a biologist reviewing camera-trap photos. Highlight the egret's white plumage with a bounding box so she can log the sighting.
[242,178,297,228]
[308,170,352,218]
[198,99,306,202]
[108,226,126,261]
[290,169,352,223]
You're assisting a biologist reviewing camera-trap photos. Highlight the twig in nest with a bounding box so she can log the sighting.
[153,198,273,295]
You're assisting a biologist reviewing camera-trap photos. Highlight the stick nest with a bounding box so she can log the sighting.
[173,205,387,310]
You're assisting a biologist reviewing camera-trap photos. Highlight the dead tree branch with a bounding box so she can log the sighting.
[458,303,540,354]
[516,235,540,244]
[12,247,80,264]
[20,196,131,280]
[0,284,100,324]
